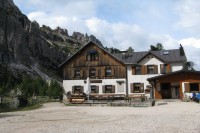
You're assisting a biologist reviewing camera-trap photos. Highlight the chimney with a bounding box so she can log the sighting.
[179,44,185,56]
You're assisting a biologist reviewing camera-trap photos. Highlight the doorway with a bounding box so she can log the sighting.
[161,83,171,99]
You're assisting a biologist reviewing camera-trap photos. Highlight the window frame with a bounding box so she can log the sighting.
[190,83,199,92]
[147,65,154,74]
[86,50,99,61]
[105,85,113,93]
[135,65,141,75]
[74,69,81,77]
[91,85,98,93]
[90,68,96,77]
[73,86,82,94]
[105,68,112,76]
[133,83,141,93]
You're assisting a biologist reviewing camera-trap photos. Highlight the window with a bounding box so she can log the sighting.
[104,85,115,93]
[147,65,154,74]
[190,83,199,92]
[134,83,141,93]
[86,50,99,61]
[135,65,141,75]
[90,68,96,77]
[106,68,112,76]
[91,85,99,93]
[72,86,83,94]
[131,83,144,93]
[160,64,168,74]
[75,69,81,77]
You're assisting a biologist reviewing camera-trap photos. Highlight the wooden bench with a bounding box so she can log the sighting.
[70,98,85,103]
[128,94,146,102]
[69,94,86,104]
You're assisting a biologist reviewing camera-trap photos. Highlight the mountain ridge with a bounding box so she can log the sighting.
[0,0,102,81]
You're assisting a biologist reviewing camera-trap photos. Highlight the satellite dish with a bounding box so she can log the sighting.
[186,61,194,70]
[189,61,194,68]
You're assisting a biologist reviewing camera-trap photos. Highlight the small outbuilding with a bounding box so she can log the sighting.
[147,70,200,99]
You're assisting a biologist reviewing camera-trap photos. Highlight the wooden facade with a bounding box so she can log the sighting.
[148,70,200,99]
[62,42,126,80]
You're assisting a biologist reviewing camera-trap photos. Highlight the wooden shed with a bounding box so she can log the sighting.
[147,70,200,99]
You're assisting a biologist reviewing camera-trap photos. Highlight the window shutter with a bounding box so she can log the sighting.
[112,85,115,93]
[130,83,134,93]
[86,54,90,61]
[86,69,89,77]
[140,83,144,93]
[72,86,75,93]
[80,69,83,77]
[160,64,164,74]
[96,68,99,77]
[111,68,115,76]
[95,54,99,61]
[154,65,158,74]
[80,86,84,93]
[102,86,105,93]
[141,65,146,75]
[184,83,190,93]
[96,86,99,93]
[72,69,75,78]
[132,66,136,75]
[101,67,105,77]
[167,64,171,73]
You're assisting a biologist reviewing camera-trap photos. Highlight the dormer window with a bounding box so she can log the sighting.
[86,50,99,61]
[163,51,169,55]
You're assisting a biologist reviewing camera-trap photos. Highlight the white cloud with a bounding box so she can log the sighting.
[175,0,200,35]
[179,37,200,48]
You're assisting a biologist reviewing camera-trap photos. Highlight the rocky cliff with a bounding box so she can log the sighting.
[0,0,102,81]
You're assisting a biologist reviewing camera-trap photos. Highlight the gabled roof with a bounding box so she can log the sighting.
[59,41,187,68]
[112,49,187,65]
[58,41,125,68]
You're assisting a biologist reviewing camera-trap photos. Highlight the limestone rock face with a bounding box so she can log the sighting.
[0,0,102,80]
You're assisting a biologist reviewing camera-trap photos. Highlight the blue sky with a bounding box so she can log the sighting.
[13,0,200,70]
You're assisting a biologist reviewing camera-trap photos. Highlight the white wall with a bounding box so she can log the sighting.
[127,55,164,98]
[127,54,184,98]
[171,62,184,72]
[63,78,126,94]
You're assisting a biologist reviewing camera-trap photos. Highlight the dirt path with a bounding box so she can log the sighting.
[0,102,200,133]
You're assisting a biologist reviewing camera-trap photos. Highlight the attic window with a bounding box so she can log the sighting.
[163,51,169,55]
[86,50,99,61]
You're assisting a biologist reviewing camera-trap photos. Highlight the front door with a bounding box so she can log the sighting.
[161,83,171,99]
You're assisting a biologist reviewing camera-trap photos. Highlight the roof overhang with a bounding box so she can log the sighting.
[147,70,200,82]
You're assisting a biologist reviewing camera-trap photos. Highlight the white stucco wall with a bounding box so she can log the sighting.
[127,55,164,98]
[63,78,126,94]
[127,54,184,98]
[171,62,184,72]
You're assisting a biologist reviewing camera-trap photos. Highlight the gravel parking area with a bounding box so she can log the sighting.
[0,101,200,133]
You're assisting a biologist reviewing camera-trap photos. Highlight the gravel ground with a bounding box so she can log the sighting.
[0,101,200,133]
